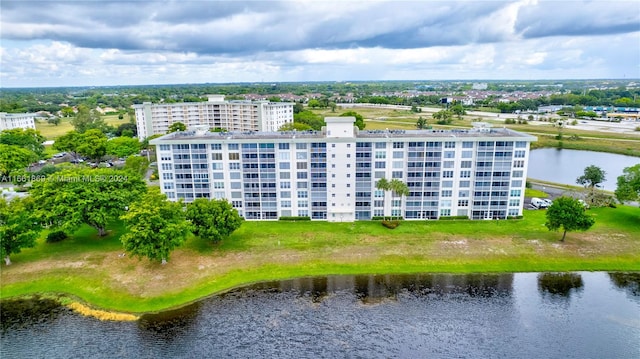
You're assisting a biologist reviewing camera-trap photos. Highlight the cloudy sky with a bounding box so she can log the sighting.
[1,0,639,88]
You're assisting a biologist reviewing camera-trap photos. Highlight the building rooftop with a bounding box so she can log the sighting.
[151,122,536,143]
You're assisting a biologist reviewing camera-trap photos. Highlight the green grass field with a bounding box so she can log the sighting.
[36,115,129,140]
[2,205,639,314]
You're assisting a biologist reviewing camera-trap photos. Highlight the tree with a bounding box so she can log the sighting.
[120,187,190,264]
[340,111,365,130]
[123,155,150,176]
[30,168,146,236]
[545,196,595,242]
[168,122,187,133]
[615,164,640,204]
[416,116,429,129]
[294,111,324,130]
[279,122,313,131]
[450,104,466,120]
[389,178,409,220]
[61,106,75,117]
[0,128,45,158]
[115,122,138,137]
[0,144,37,177]
[307,99,321,108]
[76,129,108,162]
[433,110,453,125]
[0,197,42,265]
[47,117,61,126]
[106,136,141,158]
[71,105,110,133]
[186,198,243,244]
[576,165,606,189]
[53,131,81,156]
[376,178,390,220]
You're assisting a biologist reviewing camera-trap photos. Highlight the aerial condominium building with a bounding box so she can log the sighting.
[0,112,37,131]
[150,118,537,222]
[133,94,294,140]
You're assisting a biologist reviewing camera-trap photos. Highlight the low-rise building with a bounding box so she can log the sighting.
[134,95,294,140]
[0,112,37,131]
[150,118,536,222]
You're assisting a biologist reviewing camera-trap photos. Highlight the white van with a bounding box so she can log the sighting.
[531,197,548,209]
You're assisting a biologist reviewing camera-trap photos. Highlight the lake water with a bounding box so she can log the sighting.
[2,272,639,358]
[528,148,639,189]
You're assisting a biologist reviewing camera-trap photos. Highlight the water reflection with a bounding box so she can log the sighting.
[608,272,640,301]
[0,296,65,333]
[537,272,584,298]
[137,301,202,342]
[2,273,639,359]
[239,273,514,304]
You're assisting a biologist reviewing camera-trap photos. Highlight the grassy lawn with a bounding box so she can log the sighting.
[1,205,639,314]
[36,115,128,140]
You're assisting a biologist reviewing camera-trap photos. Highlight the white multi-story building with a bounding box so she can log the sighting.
[0,112,37,131]
[133,94,294,140]
[150,118,536,222]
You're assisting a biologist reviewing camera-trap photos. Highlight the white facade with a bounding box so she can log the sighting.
[151,119,537,222]
[133,95,294,140]
[0,112,37,131]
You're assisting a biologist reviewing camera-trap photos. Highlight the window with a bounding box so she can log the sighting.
[296,152,307,160]
[163,182,174,190]
[279,152,290,160]
[442,181,453,188]
[441,190,452,197]
[461,161,472,168]
[297,172,307,179]
[162,173,173,180]
[161,163,172,170]
[279,143,289,150]
[440,209,451,216]
[375,151,386,159]
[462,151,473,158]
[510,189,521,197]
[443,161,454,168]
[516,141,527,148]
[228,144,239,150]
[512,170,523,178]
[375,142,386,149]
[442,171,454,178]
[460,170,471,178]
[296,143,307,150]
[445,141,455,148]
[392,171,403,178]
[211,144,222,150]
[159,144,170,151]
[458,190,469,197]
[297,191,308,198]
[228,153,239,160]
[462,142,473,148]
[511,180,522,187]
[458,199,469,207]
[393,142,404,148]
[281,200,291,208]
[297,162,307,170]
[375,161,386,169]
[229,163,240,170]
[509,199,520,207]
[212,153,222,161]
[297,181,307,188]
[393,151,404,159]
[280,172,291,180]
[513,160,524,168]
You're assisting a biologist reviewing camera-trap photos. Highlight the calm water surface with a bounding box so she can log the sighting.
[2,272,639,359]
[528,148,639,188]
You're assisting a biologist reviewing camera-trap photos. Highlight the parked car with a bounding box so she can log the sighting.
[531,197,549,209]
[542,199,553,207]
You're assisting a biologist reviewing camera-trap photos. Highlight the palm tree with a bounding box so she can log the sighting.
[376,178,390,220]
[389,179,409,220]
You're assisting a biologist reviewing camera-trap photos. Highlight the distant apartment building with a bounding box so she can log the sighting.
[133,95,294,140]
[0,112,37,131]
[150,118,536,222]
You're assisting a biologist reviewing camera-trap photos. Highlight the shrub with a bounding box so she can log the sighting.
[438,216,469,220]
[278,216,311,221]
[381,220,400,229]
[46,231,68,243]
